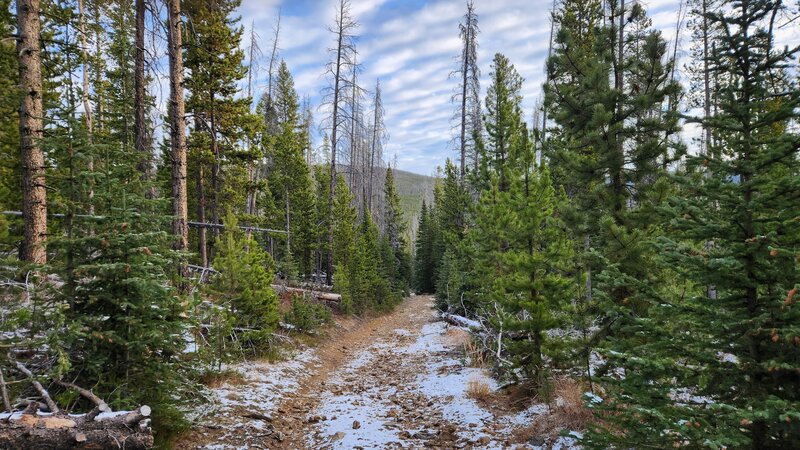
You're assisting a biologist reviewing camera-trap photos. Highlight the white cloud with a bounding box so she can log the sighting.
[238,0,799,174]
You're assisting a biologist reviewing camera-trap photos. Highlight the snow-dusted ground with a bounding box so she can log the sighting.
[306,313,581,449]
[187,347,319,449]
[181,295,582,449]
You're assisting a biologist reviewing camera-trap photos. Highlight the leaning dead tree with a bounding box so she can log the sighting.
[451,0,480,179]
[17,0,47,264]
[0,362,153,449]
[323,0,360,285]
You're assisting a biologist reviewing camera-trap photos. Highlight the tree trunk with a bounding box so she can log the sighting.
[17,0,47,265]
[135,0,149,178]
[459,26,468,179]
[0,408,153,450]
[209,99,220,245]
[168,0,189,267]
[77,0,95,215]
[197,160,208,267]
[327,12,345,286]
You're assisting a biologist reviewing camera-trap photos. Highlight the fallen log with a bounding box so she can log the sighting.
[271,284,341,302]
[441,312,482,330]
[0,406,153,450]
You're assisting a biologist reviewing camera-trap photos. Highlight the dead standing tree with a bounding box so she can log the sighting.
[368,78,386,213]
[346,54,368,216]
[451,0,480,179]
[322,0,360,285]
[244,19,263,240]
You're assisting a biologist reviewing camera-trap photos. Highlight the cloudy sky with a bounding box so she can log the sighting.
[234,0,797,175]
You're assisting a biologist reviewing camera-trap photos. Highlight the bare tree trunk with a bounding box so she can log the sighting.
[701,0,717,300]
[327,4,346,286]
[197,157,208,267]
[540,0,557,160]
[210,102,220,248]
[349,53,358,192]
[168,0,189,270]
[17,0,47,265]
[78,0,93,137]
[245,21,259,240]
[285,188,291,255]
[91,3,103,132]
[78,0,96,214]
[702,0,712,156]
[369,80,379,212]
[134,0,149,178]
[459,26,468,179]
[612,0,625,216]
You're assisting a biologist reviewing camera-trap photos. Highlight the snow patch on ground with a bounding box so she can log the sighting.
[311,386,402,449]
[397,321,449,354]
[213,348,317,412]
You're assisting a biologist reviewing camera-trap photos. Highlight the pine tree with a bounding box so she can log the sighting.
[483,53,523,192]
[382,167,410,292]
[332,175,358,311]
[0,0,19,249]
[434,159,471,312]
[46,94,187,433]
[184,0,257,263]
[543,0,682,383]
[584,1,800,448]
[267,61,316,278]
[497,142,573,387]
[413,201,439,294]
[206,212,280,357]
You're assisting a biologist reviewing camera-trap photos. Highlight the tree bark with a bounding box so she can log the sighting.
[17,0,46,264]
[0,407,153,450]
[168,0,189,269]
[135,0,149,178]
[77,0,96,215]
[197,160,208,267]
[327,2,346,286]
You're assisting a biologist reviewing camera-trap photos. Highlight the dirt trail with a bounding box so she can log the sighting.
[179,295,556,449]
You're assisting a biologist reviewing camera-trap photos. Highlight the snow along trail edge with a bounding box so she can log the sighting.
[178,295,580,449]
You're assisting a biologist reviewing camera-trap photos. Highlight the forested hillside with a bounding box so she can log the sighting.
[0,0,798,449]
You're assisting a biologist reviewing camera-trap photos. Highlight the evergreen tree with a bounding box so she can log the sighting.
[184,0,257,262]
[584,1,800,448]
[207,212,280,357]
[0,0,19,249]
[483,53,524,192]
[331,175,358,311]
[267,61,316,278]
[413,201,439,293]
[434,159,471,313]
[382,167,410,293]
[543,0,682,384]
[46,99,187,433]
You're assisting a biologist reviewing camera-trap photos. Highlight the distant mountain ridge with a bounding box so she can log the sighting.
[392,168,435,233]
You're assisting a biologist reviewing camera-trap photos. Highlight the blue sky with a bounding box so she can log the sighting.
[231,0,798,175]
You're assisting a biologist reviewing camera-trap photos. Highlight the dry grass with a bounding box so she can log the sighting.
[513,377,595,443]
[465,377,493,402]
[462,339,489,368]
[198,369,245,389]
